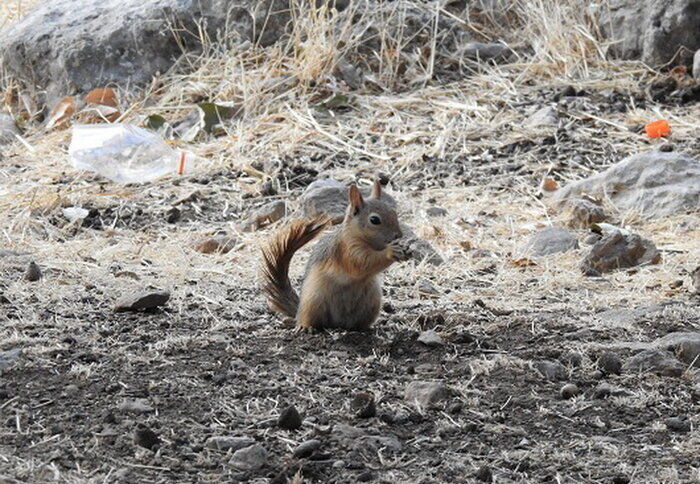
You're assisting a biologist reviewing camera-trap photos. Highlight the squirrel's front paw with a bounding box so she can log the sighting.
[388,239,411,262]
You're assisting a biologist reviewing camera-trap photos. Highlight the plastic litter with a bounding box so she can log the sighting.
[68,123,194,184]
[644,119,670,138]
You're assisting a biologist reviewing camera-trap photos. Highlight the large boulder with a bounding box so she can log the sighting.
[0,0,294,104]
[553,152,700,219]
[599,0,700,67]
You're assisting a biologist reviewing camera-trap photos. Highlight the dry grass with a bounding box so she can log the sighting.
[1,1,700,482]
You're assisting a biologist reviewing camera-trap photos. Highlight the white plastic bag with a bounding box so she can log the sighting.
[68,123,194,184]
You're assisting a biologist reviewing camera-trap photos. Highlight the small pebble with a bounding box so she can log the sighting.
[277,405,302,430]
[475,465,493,482]
[665,416,691,433]
[25,261,42,282]
[134,425,160,450]
[417,330,444,346]
[351,392,376,419]
[597,352,622,375]
[293,439,321,458]
[560,383,579,400]
[426,206,448,217]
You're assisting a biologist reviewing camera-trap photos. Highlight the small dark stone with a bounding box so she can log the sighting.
[475,465,493,482]
[25,261,42,282]
[114,289,170,312]
[165,207,181,223]
[134,425,160,450]
[350,392,376,419]
[612,476,630,484]
[293,439,321,458]
[426,206,448,217]
[665,416,691,433]
[597,352,622,375]
[277,405,302,430]
[658,143,674,152]
[260,180,277,196]
[357,471,374,482]
[560,383,580,399]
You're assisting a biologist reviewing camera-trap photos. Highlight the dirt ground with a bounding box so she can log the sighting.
[2,2,700,483]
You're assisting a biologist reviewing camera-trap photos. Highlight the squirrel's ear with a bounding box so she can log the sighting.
[371,178,382,199]
[348,184,364,215]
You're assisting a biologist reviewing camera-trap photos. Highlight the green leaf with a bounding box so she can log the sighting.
[197,102,239,134]
[145,114,167,131]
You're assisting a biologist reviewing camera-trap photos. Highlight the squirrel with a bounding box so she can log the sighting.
[261,179,408,331]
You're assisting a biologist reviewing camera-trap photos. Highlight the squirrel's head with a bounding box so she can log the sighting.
[343,179,402,250]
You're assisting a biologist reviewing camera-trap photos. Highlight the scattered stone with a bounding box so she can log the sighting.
[354,434,402,453]
[533,360,567,381]
[350,392,376,419]
[241,200,286,231]
[334,57,363,89]
[114,289,170,312]
[654,332,700,367]
[277,405,302,430]
[475,465,493,482]
[692,266,700,294]
[300,180,397,224]
[583,234,601,245]
[134,425,160,450]
[520,227,578,257]
[599,0,700,67]
[230,443,268,471]
[462,41,512,61]
[259,180,277,197]
[593,383,630,399]
[357,471,374,482]
[192,235,237,254]
[406,237,444,266]
[581,229,660,275]
[694,49,700,80]
[118,398,155,414]
[526,106,558,127]
[426,206,448,217]
[0,0,292,104]
[623,349,685,377]
[417,330,444,346]
[554,152,700,219]
[560,383,580,400]
[206,436,255,452]
[0,349,22,370]
[665,416,691,433]
[165,207,181,223]
[0,113,20,145]
[417,279,440,298]
[597,352,622,375]
[563,198,607,229]
[293,439,322,458]
[25,261,42,282]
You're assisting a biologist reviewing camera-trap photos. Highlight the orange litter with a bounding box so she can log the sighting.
[177,151,186,175]
[645,119,670,138]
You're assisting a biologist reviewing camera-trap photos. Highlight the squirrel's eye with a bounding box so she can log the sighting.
[369,214,381,225]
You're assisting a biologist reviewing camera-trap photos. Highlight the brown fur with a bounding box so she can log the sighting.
[261,217,330,318]
[261,179,407,331]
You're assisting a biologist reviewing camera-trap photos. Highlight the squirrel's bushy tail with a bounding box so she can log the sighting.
[261,217,329,318]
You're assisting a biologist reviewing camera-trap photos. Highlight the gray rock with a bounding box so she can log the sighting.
[596,305,664,326]
[560,383,579,400]
[293,439,321,458]
[599,0,700,67]
[114,289,170,312]
[300,181,396,224]
[0,113,20,145]
[354,434,402,453]
[665,416,691,433]
[333,57,363,89]
[694,49,700,80]
[462,41,512,61]
[25,261,42,282]
[526,106,558,127]
[350,392,376,419]
[426,206,448,217]
[277,405,302,430]
[623,349,685,377]
[241,200,286,231]
[581,230,660,275]
[206,436,255,452]
[0,0,293,104]
[404,381,451,408]
[554,152,700,219]
[692,266,700,294]
[562,198,607,229]
[597,352,622,375]
[117,398,155,414]
[533,360,568,381]
[405,237,444,266]
[230,443,268,471]
[654,332,700,367]
[593,383,629,399]
[520,227,578,257]
[0,348,23,370]
[192,235,237,254]
[416,280,440,298]
[417,330,444,346]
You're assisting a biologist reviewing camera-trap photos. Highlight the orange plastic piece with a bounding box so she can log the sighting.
[645,119,670,138]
